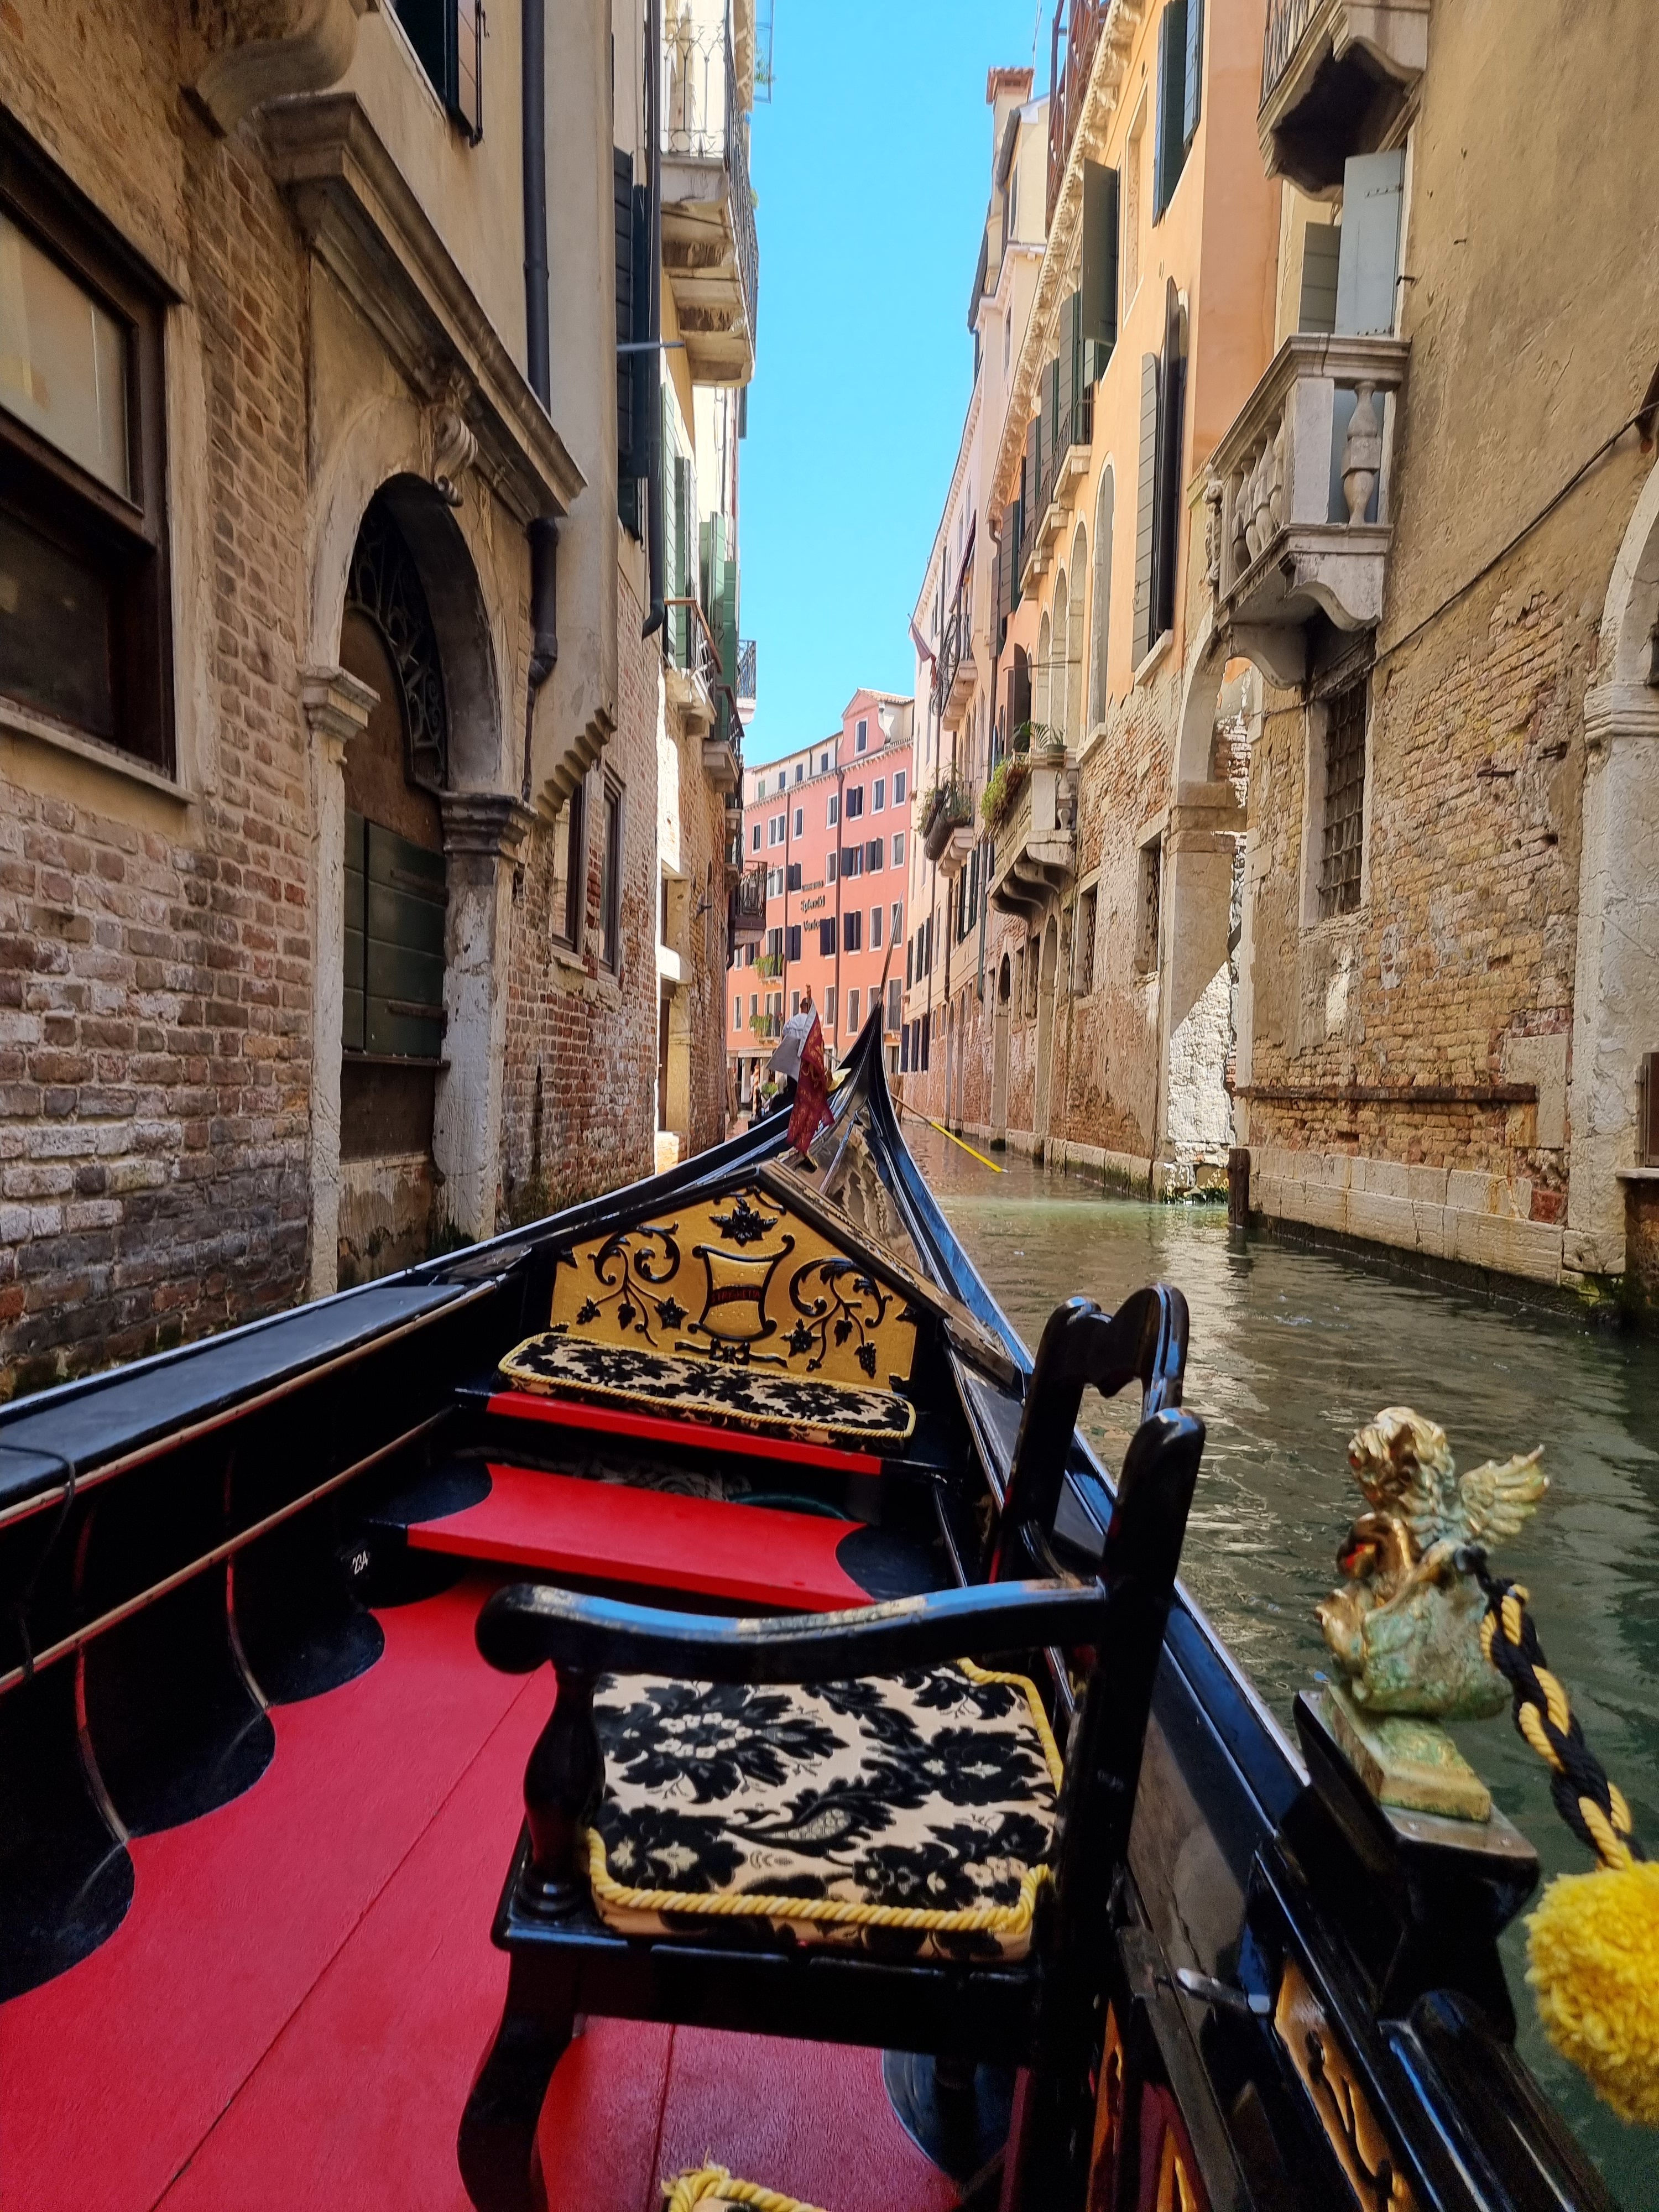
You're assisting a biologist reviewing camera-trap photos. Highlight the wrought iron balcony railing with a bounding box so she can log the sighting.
[728,864,768,941]
[1261,0,1319,104]
[736,636,757,707]
[1020,385,1093,578]
[1046,0,1112,225]
[933,544,975,728]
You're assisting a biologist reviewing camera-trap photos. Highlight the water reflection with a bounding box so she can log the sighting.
[907,1126,1658,2203]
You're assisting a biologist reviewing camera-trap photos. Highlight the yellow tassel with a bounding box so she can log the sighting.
[1526,1860,1659,2126]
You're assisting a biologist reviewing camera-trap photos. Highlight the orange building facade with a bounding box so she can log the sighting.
[728,691,914,1108]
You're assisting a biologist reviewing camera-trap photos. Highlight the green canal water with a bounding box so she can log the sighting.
[905,1126,1659,2205]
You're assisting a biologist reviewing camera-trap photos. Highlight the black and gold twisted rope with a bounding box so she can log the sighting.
[1459,1547,1644,1872]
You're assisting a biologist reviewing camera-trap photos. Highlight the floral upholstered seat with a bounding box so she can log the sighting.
[582,1660,1063,1962]
[498,1332,917,1444]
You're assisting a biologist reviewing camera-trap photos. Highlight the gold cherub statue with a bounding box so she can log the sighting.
[1318,1407,1547,1720]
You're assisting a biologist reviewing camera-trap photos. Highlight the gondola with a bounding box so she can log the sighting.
[0,1013,1618,2212]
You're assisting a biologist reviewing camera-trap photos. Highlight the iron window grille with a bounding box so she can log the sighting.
[1319,675,1368,918]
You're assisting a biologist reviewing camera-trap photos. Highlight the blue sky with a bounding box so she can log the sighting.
[739,0,1040,768]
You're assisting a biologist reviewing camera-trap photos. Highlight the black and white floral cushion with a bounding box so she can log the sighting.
[499,1333,916,1443]
[583,1662,1063,1962]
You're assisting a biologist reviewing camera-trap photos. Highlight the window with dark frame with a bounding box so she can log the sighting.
[1319,675,1369,918]
[1138,841,1162,972]
[844,785,864,819]
[561,782,586,946]
[843,909,862,953]
[599,781,623,969]
[0,128,174,772]
[1075,885,1098,994]
[392,0,486,142]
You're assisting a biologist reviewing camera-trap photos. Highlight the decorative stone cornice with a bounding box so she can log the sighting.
[1582,683,1659,752]
[300,662,378,755]
[989,0,1149,520]
[440,790,536,862]
[188,0,374,137]
[262,95,585,524]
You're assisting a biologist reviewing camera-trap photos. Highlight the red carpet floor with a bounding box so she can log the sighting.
[0,1575,958,2212]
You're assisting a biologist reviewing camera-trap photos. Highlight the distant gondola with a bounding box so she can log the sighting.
[0,1012,1615,2212]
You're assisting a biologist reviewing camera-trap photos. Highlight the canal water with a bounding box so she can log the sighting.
[904,1125,1658,2204]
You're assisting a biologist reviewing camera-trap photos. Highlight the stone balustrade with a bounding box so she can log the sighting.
[1206,332,1409,685]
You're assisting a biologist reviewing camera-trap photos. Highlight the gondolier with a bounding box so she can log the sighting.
[766,984,817,1110]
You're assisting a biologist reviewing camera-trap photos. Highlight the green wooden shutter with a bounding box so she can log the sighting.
[1133,352,1159,665]
[363,821,446,1058]
[1057,298,1076,450]
[1081,163,1119,380]
[1182,0,1204,147]
[1009,494,1024,612]
[1298,222,1341,333]
[1152,279,1186,639]
[1154,0,1189,217]
[343,810,367,1053]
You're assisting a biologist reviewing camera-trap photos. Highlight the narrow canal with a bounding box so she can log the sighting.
[903,1124,1658,2204]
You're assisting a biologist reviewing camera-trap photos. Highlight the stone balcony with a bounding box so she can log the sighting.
[1206,331,1409,687]
[988,754,1076,921]
[1259,0,1431,192]
[662,11,759,384]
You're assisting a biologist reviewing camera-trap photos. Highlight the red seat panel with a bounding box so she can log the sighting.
[484,1387,889,1477]
[408,1463,873,1612]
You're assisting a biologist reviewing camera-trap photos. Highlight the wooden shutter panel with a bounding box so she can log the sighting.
[1182,0,1203,147]
[453,0,483,141]
[614,150,636,473]
[1080,162,1119,380]
[1009,495,1023,612]
[1057,298,1077,450]
[1133,352,1159,664]
[1335,150,1405,336]
[1297,221,1341,334]
[343,809,367,1053]
[363,821,447,1059]
[1154,0,1188,217]
[1152,279,1186,639]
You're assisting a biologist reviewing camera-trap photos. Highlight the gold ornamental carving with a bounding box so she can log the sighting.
[1274,1958,1418,2212]
[546,1185,919,1390]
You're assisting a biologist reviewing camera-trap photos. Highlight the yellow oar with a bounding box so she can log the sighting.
[897,1100,1004,1172]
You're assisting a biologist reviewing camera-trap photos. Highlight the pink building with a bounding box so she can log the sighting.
[728,691,914,1107]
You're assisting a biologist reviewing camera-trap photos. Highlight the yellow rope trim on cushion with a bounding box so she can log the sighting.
[665,2166,825,2212]
[588,1660,1063,1939]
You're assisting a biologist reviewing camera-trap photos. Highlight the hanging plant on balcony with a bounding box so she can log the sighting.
[923,777,973,862]
[755,950,782,979]
[980,752,1029,832]
[1013,718,1065,758]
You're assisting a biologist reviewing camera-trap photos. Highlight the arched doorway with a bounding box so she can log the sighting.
[992,953,1011,1144]
[1034,914,1058,1154]
[1089,467,1114,732]
[318,477,508,1289]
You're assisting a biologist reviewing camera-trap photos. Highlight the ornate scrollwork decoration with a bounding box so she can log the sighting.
[568,1223,685,1343]
[707,1192,781,1246]
[786,1260,891,1379]
[346,496,449,791]
[429,398,478,508]
[1275,1958,1418,2211]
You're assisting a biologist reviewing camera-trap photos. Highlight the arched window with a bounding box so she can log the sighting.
[1050,571,1069,747]
[1035,610,1052,733]
[1089,466,1115,727]
[1067,521,1088,746]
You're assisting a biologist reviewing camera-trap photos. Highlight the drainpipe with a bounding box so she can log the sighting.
[519,0,555,801]
[641,0,666,639]
[522,517,558,800]
[521,0,550,408]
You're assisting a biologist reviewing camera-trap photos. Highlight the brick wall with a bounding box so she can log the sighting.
[0,11,316,1396]
[499,568,659,1222]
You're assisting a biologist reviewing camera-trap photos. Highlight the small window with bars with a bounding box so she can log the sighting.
[1137,840,1162,973]
[1318,675,1368,919]
[1074,885,1098,994]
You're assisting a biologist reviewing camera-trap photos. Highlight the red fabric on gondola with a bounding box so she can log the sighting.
[0,1575,537,2212]
[787,1014,834,1155]
[407,1463,872,1611]
[538,2021,961,2212]
[483,1387,890,1477]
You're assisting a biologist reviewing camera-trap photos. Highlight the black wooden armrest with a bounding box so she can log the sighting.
[476,1576,1106,1685]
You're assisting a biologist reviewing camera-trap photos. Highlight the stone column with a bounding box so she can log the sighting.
[300,665,378,1301]
[435,793,534,1245]
[1158,781,1246,1184]
[1564,682,1659,1278]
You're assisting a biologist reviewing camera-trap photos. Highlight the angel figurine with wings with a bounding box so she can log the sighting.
[1317,1406,1547,1720]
